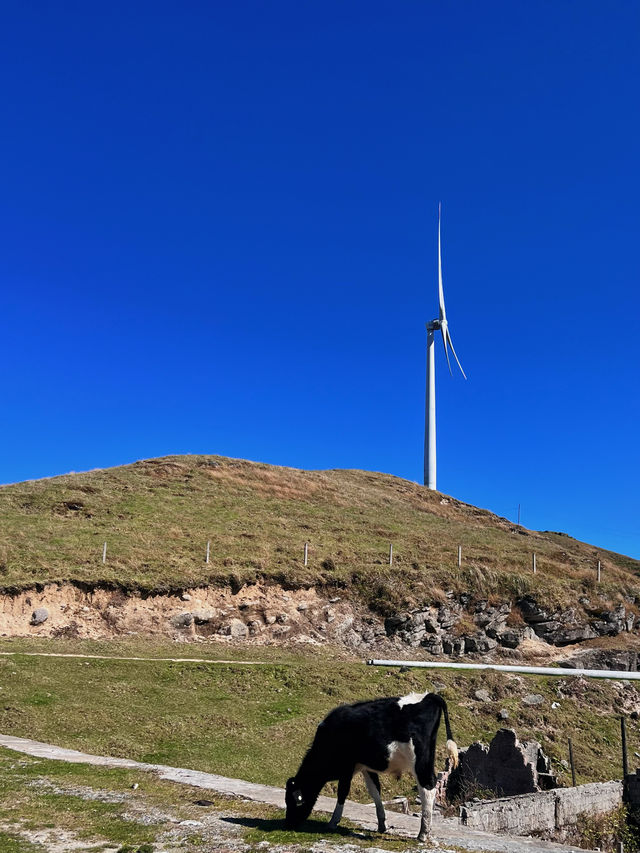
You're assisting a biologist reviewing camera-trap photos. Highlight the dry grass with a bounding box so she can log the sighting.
[0,454,638,617]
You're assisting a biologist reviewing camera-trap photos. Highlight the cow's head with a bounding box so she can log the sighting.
[285,776,313,827]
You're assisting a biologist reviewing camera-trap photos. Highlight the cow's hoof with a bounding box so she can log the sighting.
[377,823,387,834]
[417,832,428,843]
[328,821,338,831]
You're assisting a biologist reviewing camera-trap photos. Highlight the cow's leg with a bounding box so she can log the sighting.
[328,771,353,830]
[362,770,386,833]
[413,734,438,843]
[416,783,437,843]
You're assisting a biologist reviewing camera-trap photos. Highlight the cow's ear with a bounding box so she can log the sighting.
[286,777,295,790]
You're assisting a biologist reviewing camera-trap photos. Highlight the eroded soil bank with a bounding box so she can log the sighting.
[0,582,384,649]
[3,582,639,670]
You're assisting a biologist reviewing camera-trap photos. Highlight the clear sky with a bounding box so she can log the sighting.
[1,2,639,558]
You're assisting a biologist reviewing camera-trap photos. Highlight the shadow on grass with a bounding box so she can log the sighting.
[222,815,370,841]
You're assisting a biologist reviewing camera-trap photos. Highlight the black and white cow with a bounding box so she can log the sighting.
[285,691,457,842]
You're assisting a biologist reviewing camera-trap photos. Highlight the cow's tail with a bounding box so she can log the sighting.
[436,695,458,769]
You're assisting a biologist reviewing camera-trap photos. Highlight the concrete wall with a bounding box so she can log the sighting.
[460,781,623,836]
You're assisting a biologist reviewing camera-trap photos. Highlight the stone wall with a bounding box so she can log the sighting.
[460,781,623,836]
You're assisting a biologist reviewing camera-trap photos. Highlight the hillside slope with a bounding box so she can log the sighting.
[1,454,638,621]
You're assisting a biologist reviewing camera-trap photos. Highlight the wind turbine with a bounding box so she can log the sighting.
[424,204,466,490]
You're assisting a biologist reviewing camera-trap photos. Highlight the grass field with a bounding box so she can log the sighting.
[0,637,637,795]
[0,454,638,615]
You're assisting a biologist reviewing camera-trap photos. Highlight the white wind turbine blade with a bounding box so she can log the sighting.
[437,202,446,324]
[438,203,453,374]
[438,204,465,379]
[445,326,467,379]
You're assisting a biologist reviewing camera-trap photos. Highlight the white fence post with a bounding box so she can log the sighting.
[532,553,537,574]
[597,560,601,582]
[304,542,308,566]
[206,540,210,564]
[389,543,393,566]
[102,542,107,564]
[457,545,462,568]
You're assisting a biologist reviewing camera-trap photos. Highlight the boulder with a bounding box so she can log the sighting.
[522,693,544,706]
[226,618,249,639]
[30,608,49,626]
[171,612,194,628]
[474,689,492,703]
[192,609,216,625]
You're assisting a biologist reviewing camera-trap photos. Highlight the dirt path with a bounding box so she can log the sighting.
[0,650,270,664]
[0,733,592,853]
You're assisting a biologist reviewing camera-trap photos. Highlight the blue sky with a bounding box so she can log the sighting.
[1,2,639,558]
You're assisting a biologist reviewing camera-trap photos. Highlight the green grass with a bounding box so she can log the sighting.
[0,454,638,614]
[0,639,638,797]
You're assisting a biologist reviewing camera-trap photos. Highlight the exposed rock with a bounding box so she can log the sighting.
[437,605,458,630]
[532,620,598,646]
[474,689,492,703]
[192,609,216,625]
[562,648,639,672]
[442,635,464,655]
[421,636,443,655]
[517,597,552,624]
[498,708,509,721]
[171,612,194,628]
[497,626,535,648]
[225,618,248,639]
[30,608,49,626]
[522,693,544,706]
[181,593,192,601]
[474,604,510,637]
[464,634,497,653]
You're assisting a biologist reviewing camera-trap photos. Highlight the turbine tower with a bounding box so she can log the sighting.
[424,204,466,490]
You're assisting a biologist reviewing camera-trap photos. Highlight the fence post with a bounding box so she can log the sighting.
[205,540,210,564]
[304,542,308,566]
[532,553,537,574]
[457,545,462,568]
[102,542,107,564]
[389,543,393,566]
[597,560,601,582]
[568,738,576,787]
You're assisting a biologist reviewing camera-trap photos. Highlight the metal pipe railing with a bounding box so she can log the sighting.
[366,659,640,681]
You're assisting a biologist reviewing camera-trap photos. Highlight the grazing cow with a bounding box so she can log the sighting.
[285,691,457,842]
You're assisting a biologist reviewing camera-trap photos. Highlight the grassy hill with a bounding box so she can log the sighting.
[1,454,638,616]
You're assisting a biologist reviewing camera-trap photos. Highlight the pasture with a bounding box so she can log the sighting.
[1,637,638,793]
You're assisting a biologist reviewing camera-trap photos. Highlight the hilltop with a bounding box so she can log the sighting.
[1,454,639,657]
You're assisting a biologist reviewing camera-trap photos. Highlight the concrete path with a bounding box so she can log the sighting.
[0,734,591,853]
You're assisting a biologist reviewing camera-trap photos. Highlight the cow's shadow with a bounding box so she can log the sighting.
[221,815,370,839]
